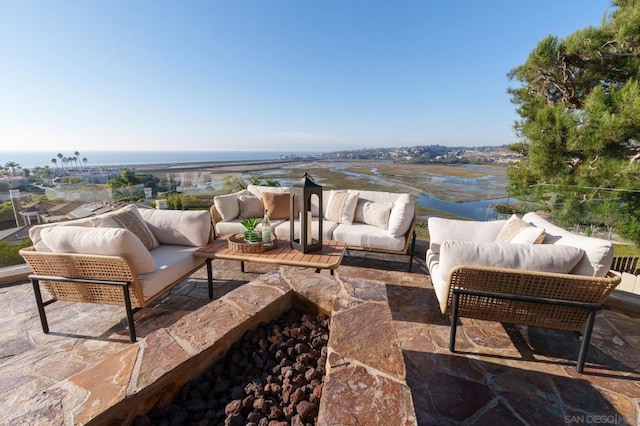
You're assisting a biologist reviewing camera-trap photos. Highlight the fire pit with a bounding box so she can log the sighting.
[67,267,416,425]
[137,310,329,425]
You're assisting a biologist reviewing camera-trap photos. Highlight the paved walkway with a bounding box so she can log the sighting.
[0,249,639,425]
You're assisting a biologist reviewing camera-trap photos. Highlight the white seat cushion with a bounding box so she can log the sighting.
[215,219,249,236]
[139,245,204,300]
[273,219,337,241]
[333,223,406,251]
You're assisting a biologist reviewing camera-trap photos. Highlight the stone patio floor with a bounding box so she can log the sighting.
[1,245,639,425]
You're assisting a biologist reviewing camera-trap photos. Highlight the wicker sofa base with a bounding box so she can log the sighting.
[446,266,621,373]
[21,247,213,342]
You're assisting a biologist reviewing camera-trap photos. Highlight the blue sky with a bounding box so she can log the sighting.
[1,1,612,152]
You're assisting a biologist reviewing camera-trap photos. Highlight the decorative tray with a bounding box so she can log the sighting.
[227,233,277,253]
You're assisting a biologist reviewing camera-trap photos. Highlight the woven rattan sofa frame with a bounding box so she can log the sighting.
[210,206,418,272]
[19,247,214,342]
[445,265,621,373]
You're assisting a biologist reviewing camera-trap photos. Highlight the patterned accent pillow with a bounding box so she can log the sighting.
[495,214,545,244]
[101,205,160,251]
[325,191,359,225]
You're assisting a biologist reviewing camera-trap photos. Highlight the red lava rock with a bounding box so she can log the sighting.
[253,397,267,413]
[291,414,305,426]
[242,394,255,410]
[283,405,294,420]
[137,309,329,425]
[312,384,322,399]
[289,388,305,406]
[296,400,317,422]
[225,399,242,416]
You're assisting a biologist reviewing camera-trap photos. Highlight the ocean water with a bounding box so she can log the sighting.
[0,151,319,169]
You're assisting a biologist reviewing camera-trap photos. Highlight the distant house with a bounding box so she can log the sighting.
[0,177,29,189]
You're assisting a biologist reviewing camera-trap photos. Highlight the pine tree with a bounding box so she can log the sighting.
[507,0,640,243]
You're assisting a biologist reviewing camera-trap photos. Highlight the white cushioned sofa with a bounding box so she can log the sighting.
[211,185,417,270]
[427,212,621,372]
[19,204,213,342]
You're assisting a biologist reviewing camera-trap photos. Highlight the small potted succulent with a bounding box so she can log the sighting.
[241,218,260,243]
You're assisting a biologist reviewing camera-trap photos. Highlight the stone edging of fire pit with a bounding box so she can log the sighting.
[63,267,417,425]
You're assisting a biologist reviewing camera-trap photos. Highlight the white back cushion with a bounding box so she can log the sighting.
[39,226,156,274]
[139,208,211,247]
[214,191,246,221]
[351,190,414,237]
[428,217,506,253]
[438,241,584,283]
[523,212,614,277]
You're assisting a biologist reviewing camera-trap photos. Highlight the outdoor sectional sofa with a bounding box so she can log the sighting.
[19,204,213,341]
[427,212,621,372]
[210,184,417,270]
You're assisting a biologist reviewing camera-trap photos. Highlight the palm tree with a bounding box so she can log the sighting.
[51,158,58,172]
[74,151,80,169]
[82,157,88,170]
[222,175,246,192]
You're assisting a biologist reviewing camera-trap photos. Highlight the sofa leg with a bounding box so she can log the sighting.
[206,259,213,299]
[576,309,597,373]
[407,231,417,272]
[122,284,136,342]
[449,292,460,352]
[31,278,49,334]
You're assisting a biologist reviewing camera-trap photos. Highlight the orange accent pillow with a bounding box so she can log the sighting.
[262,192,297,220]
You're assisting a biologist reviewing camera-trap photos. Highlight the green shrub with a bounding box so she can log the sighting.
[0,239,31,268]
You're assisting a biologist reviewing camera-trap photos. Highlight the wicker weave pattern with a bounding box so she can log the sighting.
[447,266,620,332]
[19,246,145,307]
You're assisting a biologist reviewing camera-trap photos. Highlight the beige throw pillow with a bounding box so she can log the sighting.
[262,192,295,220]
[355,199,392,230]
[325,191,359,225]
[495,214,545,244]
[97,204,160,251]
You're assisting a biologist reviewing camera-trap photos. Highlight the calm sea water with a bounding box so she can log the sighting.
[0,151,319,169]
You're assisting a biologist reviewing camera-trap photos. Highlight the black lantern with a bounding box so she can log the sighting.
[290,173,323,253]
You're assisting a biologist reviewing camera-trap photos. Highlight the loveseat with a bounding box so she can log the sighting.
[19,204,213,341]
[427,212,621,372]
[211,184,417,270]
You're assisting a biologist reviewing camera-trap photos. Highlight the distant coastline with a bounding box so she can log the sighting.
[0,151,321,170]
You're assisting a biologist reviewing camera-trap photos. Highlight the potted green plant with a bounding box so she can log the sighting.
[241,218,260,243]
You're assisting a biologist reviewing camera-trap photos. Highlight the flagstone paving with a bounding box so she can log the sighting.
[0,248,638,425]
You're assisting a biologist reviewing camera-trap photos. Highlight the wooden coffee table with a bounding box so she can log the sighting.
[195,236,346,287]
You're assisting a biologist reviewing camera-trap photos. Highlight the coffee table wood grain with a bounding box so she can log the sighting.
[195,236,346,278]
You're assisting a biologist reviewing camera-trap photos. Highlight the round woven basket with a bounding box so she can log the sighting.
[228,233,277,253]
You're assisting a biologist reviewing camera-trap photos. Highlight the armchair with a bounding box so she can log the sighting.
[427,213,621,372]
